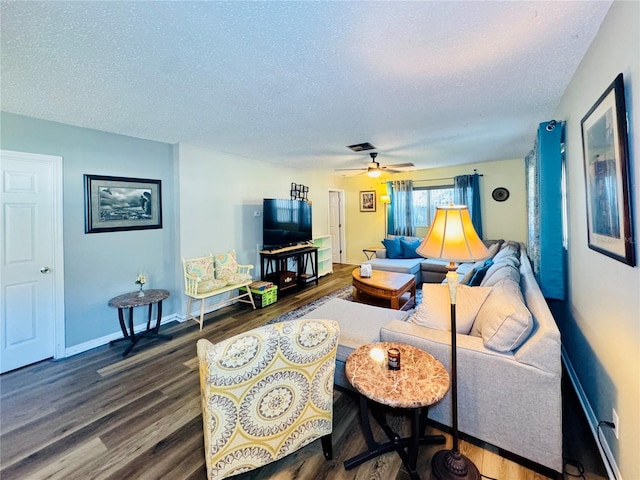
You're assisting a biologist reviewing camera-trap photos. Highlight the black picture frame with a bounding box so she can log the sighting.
[84,174,163,233]
[360,190,376,212]
[580,73,635,266]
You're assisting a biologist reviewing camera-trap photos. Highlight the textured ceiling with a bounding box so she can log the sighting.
[0,1,612,174]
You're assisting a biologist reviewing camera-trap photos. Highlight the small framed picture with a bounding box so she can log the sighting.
[84,174,163,233]
[360,191,376,212]
[580,73,635,266]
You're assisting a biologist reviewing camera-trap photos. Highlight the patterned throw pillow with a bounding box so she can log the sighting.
[214,252,239,279]
[185,257,215,278]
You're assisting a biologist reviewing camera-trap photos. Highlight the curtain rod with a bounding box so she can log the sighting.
[381,172,483,184]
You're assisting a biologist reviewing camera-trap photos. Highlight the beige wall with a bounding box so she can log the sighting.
[554,1,640,477]
[340,158,527,264]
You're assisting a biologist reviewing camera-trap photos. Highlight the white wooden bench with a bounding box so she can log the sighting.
[182,251,256,330]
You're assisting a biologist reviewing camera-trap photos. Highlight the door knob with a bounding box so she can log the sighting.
[40,267,51,274]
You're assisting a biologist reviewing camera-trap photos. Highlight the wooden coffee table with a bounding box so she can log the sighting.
[352,268,416,310]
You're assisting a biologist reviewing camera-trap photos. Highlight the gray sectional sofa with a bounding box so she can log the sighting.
[300,242,562,475]
[364,235,503,284]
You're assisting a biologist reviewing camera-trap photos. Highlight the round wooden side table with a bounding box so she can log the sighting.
[108,289,172,356]
[344,341,450,480]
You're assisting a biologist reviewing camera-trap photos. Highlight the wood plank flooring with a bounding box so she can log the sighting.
[1,264,607,480]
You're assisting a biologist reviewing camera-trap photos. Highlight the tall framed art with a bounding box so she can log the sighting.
[581,73,635,266]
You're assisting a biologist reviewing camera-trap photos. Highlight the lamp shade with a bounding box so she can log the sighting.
[380,195,391,204]
[416,205,489,263]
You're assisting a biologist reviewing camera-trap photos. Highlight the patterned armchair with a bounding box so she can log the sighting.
[197,319,340,479]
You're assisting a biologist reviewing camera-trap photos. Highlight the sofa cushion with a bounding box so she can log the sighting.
[366,257,422,276]
[419,258,450,273]
[410,283,491,334]
[400,238,421,258]
[481,263,520,287]
[486,241,502,257]
[492,247,520,265]
[299,298,409,363]
[381,237,404,259]
[496,240,520,257]
[471,279,533,352]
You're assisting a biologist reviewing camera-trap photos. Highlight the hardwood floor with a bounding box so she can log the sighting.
[0,264,606,480]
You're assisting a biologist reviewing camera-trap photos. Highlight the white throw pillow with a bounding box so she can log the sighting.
[471,279,534,352]
[409,283,491,334]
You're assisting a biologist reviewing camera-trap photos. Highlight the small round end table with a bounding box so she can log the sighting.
[344,341,450,479]
[108,289,172,356]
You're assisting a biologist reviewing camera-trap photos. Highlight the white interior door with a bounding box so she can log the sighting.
[329,190,344,263]
[1,150,64,373]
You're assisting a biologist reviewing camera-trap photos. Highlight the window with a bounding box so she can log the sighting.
[412,186,454,227]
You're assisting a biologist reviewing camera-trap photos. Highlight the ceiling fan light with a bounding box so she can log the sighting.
[367,168,382,178]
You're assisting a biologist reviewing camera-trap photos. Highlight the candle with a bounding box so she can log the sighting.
[387,347,401,370]
[369,347,385,365]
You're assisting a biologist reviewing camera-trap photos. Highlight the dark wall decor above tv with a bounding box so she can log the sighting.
[263,198,312,250]
[290,183,309,201]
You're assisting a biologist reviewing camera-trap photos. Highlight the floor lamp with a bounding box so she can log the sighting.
[416,205,490,480]
[380,195,391,237]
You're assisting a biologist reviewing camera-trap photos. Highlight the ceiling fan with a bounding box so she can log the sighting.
[335,152,414,177]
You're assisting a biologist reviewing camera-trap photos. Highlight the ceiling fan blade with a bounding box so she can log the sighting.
[384,169,400,173]
[334,167,367,171]
[384,163,414,168]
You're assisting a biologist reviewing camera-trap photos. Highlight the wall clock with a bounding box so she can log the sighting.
[492,187,510,202]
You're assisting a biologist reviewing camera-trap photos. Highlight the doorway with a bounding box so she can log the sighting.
[328,189,346,264]
[0,150,65,373]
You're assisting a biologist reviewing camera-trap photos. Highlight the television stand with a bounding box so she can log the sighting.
[260,243,311,254]
[260,246,319,295]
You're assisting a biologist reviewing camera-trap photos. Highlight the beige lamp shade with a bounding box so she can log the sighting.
[416,205,489,263]
[380,195,391,204]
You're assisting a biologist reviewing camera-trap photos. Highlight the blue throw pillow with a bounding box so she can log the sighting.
[382,237,403,259]
[469,259,493,286]
[400,238,421,258]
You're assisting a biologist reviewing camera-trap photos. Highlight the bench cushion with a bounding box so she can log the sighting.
[198,277,228,294]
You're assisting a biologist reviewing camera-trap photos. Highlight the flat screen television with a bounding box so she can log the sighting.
[263,198,312,249]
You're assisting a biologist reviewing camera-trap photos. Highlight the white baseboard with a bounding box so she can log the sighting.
[64,314,180,358]
[63,297,239,358]
[561,346,622,480]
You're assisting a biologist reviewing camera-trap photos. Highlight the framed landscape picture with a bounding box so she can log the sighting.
[360,190,376,212]
[84,175,163,233]
[580,73,635,266]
